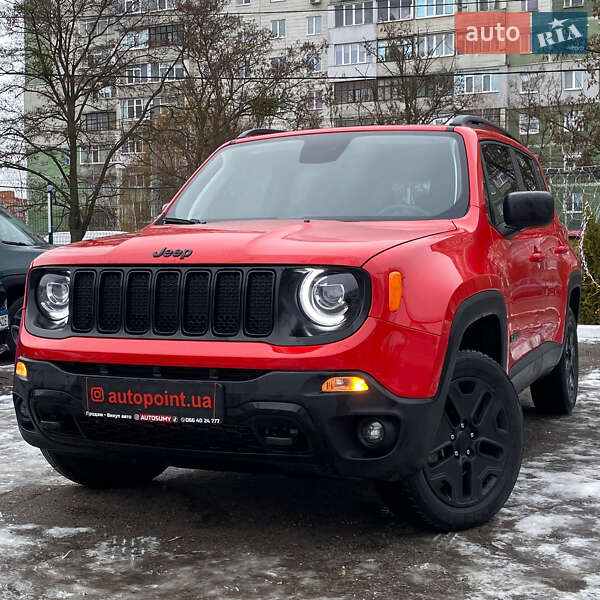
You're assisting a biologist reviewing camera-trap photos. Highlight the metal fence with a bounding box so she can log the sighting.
[1,170,600,241]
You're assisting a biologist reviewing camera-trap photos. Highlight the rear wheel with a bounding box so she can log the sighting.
[377,351,523,531]
[530,308,578,415]
[41,449,166,489]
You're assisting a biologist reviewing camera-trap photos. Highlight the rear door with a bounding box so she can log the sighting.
[480,142,546,366]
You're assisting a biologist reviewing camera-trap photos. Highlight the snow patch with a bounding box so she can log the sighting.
[45,526,95,539]
[578,325,600,343]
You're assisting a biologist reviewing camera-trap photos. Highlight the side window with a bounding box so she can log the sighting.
[481,143,519,227]
[515,152,540,191]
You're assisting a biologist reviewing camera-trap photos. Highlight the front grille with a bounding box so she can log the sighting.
[70,267,276,339]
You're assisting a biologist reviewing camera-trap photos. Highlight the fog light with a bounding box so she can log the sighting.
[322,376,368,393]
[361,420,385,446]
[15,361,27,379]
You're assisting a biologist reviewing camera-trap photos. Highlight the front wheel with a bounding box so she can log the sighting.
[377,351,523,532]
[41,450,166,489]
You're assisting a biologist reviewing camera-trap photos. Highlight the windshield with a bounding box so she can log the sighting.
[0,207,46,246]
[166,131,469,223]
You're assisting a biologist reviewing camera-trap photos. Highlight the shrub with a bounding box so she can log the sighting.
[578,213,600,325]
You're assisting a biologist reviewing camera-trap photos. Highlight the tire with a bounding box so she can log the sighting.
[377,350,523,532]
[7,297,23,356]
[41,449,166,489]
[530,308,578,415]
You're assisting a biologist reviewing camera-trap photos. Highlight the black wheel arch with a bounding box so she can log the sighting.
[435,290,508,401]
[567,270,582,324]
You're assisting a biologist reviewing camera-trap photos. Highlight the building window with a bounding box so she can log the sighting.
[334,80,375,103]
[271,19,286,38]
[563,70,583,90]
[335,2,374,26]
[124,0,142,13]
[564,0,583,6]
[236,0,251,4]
[271,56,286,69]
[307,15,322,35]
[458,0,499,10]
[334,42,368,65]
[377,0,412,22]
[310,53,322,72]
[122,138,144,154]
[416,0,453,18]
[157,61,185,80]
[519,114,539,135]
[418,33,454,57]
[81,17,111,36]
[81,146,111,164]
[309,90,323,110]
[83,112,116,131]
[564,110,584,131]
[94,85,115,99]
[377,39,412,62]
[122,98,147,120]
[125,65,147,85]
[123,29,149,50]
[520,0,538,9]
[456,72,499,94]
[148,24,181,47]
[149,0,176,9]
[520,73,540,93]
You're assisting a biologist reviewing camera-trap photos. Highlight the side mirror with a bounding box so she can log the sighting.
[503,191,554,230]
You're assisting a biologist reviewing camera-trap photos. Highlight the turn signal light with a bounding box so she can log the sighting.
[389,271,402,312]
[15,361,28,379]
[322,376,369,393]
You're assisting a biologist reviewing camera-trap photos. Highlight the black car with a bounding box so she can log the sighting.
[0,206,50,354]
[0,280,8,353]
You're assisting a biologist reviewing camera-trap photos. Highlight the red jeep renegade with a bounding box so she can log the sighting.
[13,116,581,531]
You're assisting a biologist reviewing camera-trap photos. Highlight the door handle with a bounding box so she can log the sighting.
[529,252,544,262]
[553,245,569,255]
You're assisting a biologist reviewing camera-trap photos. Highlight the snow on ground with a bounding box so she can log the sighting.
[578,325,600,343]
[0,369,599,598]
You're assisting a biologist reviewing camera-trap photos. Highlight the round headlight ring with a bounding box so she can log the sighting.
[298,269,350,328]
[37,273,70,322]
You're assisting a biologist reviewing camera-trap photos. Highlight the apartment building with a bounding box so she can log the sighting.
[23,0,595,232]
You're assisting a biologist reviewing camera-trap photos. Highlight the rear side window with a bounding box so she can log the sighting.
[481,143,519,226]
[515,152,544,191]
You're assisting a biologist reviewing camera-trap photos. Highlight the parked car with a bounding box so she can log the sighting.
[13,118,581,531]
[0,279,8,353]
[0,206,50,355]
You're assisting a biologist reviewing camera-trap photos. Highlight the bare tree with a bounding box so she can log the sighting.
[131,0,325,191]
[329,22,475,127]
[0,0,184,240]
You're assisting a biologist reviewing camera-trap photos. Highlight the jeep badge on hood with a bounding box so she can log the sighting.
[153,247,193,259]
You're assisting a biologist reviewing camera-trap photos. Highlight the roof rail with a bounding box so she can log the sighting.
[236,128,287,139]
[447,115,519,143]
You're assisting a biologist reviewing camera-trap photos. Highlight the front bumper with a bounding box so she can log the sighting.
[13,358,444,480]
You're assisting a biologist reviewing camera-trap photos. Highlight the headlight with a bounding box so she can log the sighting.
[298,269,360,329]
[37,273,70,322]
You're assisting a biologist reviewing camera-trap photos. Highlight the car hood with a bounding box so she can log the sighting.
[1,243,51,277]
[32,220,457,268]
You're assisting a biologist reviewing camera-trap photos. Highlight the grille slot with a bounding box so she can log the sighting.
[71,271,95,332]
[245,271,275,336]
[125,271,151,333]
[97,272,122,333]
[69,267,276,340]
[183,271,210,335]
[154,272,180,334]
[213,271,242,335]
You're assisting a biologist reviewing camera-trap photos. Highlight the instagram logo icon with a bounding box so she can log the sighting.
[90,387,105,403]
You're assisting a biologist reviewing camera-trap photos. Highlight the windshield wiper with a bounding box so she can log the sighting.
[160,217,205,225]
[2,240,33,246]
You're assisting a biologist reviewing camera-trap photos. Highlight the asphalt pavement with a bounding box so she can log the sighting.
[0,344,599,600]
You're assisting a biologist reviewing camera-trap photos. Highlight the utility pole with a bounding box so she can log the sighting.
[46,184,54,245]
